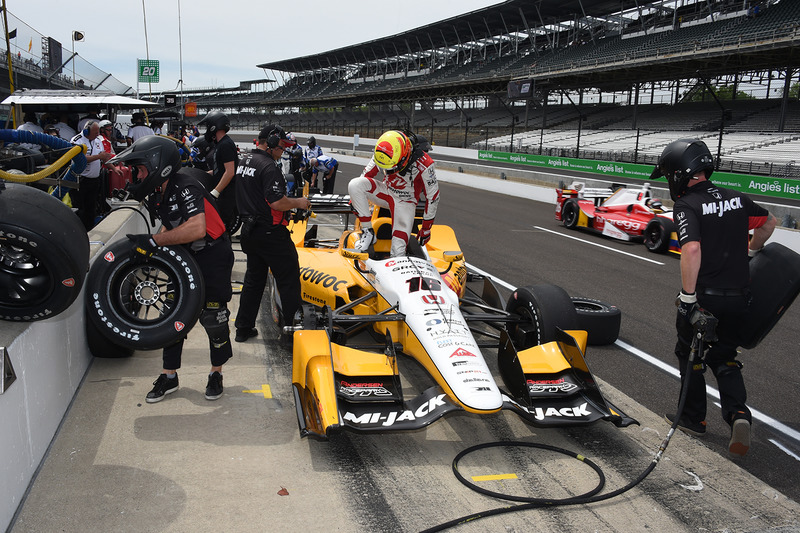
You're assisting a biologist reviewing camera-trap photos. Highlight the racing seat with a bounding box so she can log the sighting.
[372,217,394,257]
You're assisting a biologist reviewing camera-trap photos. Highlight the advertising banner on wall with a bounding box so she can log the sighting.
[477,150,800,201]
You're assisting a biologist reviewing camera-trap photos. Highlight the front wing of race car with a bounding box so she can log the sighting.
[291,322,637,439]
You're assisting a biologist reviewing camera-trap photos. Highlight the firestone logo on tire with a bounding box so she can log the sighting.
[61,278,75,287]
[174,321,185,332]
[104,251,115,262]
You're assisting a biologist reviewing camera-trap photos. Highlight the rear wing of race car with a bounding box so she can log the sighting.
[556,182,616,206]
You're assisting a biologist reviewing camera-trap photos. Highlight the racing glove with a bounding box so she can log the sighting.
[127,233,158,259]
[675,290,698,321]
[417,219,434,246]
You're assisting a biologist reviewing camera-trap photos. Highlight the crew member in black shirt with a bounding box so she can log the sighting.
[233,125,311,342]
[652,138,776,457]
[110,135,235,403]
[198,111,238,232]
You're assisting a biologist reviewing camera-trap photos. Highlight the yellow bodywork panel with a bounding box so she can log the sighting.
[516,330,589,374]
[331,343,398,377]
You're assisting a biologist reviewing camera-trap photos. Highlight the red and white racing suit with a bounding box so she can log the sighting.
[349,150,439,257]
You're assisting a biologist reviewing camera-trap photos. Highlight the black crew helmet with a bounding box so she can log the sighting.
[192,136,213,160]
[198,111,230,142]
[650,138,715,201]
[109,135,181,201]
[307,136,316,148]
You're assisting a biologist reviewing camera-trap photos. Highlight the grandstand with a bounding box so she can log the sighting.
[185,0,799,177]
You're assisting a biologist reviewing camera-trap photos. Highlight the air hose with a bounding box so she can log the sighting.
[422,321,711,533]
[0,130,88,198]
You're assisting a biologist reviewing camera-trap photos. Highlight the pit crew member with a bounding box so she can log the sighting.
[308,154,339,194]
[109,135,235,403]
[652,138,777,457]
[198,111,238,232]
[348,130,439,256]
[233,125,311,341]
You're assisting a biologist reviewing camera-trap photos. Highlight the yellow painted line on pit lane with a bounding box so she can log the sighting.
[472,473,518,482]
[533,225,665,266]
[243,384,273,398]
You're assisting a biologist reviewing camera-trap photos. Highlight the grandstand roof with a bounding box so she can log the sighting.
[257,0,640,73]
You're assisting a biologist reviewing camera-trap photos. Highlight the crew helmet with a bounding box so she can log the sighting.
[650,138,714,201]
[374,130,412,172]
[198,111,230,141]
[108,135,181,201]
[307,136,316,148]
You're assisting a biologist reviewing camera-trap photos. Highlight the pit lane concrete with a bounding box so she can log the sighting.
[6,140,800,532]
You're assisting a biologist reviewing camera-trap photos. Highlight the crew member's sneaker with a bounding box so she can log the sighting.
[664,413,707,437]
[205,371,224,401]
[146,374,179,403]
[235,327,258,342]
[353,228,375,252]
[729,416,751,457]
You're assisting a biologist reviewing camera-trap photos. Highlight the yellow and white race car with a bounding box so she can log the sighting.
[276,195,636,439]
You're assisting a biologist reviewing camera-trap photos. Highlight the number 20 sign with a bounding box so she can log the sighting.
[138,59,160,83]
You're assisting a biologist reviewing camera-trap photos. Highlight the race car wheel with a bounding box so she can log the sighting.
[0,183,89,321]
[570,297,621,345]
[85,240,205,351]
[643,217,675,254]
[85,315,134,358]
[506,284,578,349]
[562,199,580,229]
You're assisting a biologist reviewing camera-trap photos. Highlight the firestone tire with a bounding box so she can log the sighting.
[0,183,89,321]
[562,199,580,229]
[85,315,134,358]
[570,297,621,345]
[85,240,205,351]
[643,217,675,254]
[505,284,578,349]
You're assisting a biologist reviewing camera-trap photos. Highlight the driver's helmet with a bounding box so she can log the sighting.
[198,111,230,142]
[650,138,714,201]
[108,135,180,201]
[646,198,664,211]
[374,130,412,172]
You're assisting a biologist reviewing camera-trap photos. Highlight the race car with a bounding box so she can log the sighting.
[555,181,680,255]
[274,194,637,439]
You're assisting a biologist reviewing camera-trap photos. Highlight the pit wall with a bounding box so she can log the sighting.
[0,203,150,532]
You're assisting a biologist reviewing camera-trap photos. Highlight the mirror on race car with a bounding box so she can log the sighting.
[443,251,464,263]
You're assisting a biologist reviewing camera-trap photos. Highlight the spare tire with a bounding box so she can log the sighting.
[0,183,89,321]
[85,240,205,351]
[570,297,621,345]
[505,284,578,349]
[85,316,134,358]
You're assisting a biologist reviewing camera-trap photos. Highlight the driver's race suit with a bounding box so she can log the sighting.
[349,149,439,256]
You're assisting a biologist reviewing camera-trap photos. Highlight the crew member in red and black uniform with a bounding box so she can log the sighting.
[651,138,777,457]
[233,125,310,342]
[109,135,235,403]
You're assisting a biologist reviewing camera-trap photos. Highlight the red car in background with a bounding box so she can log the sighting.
[555,182,680,255]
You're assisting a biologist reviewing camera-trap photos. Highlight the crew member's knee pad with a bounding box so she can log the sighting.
[200,302,231,349]
[709,359,743,379]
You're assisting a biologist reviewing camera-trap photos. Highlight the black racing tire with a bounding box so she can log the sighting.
[570,297,621,345]
[0,183,89,321]
[505,284,578,349]
[85,315,134,358]
[562,199,580,229]
[643,217,675,254]
[85,240,205,351]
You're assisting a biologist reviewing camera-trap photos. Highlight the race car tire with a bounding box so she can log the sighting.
[0,183,89,321]
[562,199,580,229]
[85,240,205,351]
[643,217,675,254]
[85,315,134,358]
[506,284,578,349]
[570,297,621,345]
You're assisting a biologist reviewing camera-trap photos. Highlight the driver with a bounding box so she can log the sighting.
[109,135,235,404]
[348,130,439,257]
